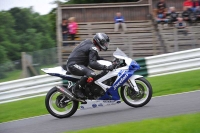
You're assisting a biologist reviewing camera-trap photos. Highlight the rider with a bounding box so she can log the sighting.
[66,33,114,99]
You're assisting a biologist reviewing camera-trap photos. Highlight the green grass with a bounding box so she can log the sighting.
[65,112,200,133]
[0,69,200,123]
[0,70,22,83]
[0,96,48,123]
[147,69,200,96]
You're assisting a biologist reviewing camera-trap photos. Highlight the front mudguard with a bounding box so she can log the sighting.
[127,75,143,92]
[130,75,143,80]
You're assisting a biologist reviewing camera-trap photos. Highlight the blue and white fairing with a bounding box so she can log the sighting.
[41,48,142,101]
[96,48,141,100]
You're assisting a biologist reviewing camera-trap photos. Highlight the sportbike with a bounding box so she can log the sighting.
[41,48,153,118]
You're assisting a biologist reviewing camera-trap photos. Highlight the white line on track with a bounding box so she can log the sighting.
[0,89,200,125]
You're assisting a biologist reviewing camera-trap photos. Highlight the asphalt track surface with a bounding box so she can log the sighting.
[0,91,200,133]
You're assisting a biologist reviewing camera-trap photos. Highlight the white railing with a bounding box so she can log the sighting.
[146,48,200,76]
[0,48,200,104]
[0,75,61,104]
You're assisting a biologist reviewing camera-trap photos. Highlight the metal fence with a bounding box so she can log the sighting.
[26,47,58,69]
[0,47,59,83]
[22,47,59,78]
[0,60,22,82]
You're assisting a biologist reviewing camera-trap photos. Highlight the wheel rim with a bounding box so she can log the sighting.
[123,80,149,105]
[49,91,74,115]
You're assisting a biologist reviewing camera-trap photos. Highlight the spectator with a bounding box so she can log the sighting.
[61,18,68,41]
[182,6,192,22]
[68,17,78,41]
[114,12,127,32]
[175,17,188,36]
[192,0,200,12]
[61,18,68,46]
[155,8,168,24]
[175,18,187,28]
[190,11,197,23]
[183,0,193,12]
[195,6,200,21]
[168,7,179,23]
[156,0,167,11]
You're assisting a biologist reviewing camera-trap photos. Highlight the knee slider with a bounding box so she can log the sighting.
[86,72,96,78]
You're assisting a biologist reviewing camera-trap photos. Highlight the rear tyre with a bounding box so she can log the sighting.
[121,77,152,107]
[45,87,79,118]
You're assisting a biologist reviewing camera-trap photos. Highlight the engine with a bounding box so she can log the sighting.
[84,83,105,100]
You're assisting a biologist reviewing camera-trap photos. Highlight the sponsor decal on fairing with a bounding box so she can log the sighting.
[92,104,97,108]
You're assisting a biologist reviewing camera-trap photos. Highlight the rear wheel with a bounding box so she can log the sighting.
[121,77,152,107]
[45,87,79,118]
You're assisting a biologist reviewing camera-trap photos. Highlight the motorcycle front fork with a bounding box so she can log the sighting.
[127,79,139,93]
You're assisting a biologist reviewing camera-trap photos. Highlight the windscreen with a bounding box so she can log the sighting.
[113,48,128,58]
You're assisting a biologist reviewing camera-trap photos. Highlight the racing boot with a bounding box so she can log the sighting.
[72,76,88,99]
[72,84,85,99]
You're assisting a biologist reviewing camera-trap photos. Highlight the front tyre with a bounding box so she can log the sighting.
[121,77,152,107]
[45,87,79,118]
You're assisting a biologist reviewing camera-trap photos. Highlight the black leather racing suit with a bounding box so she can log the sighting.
[66,39,107,88]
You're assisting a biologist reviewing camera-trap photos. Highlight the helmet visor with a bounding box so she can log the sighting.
[104,42,109,48]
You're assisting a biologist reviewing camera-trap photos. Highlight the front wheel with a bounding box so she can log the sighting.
[45,87,79,118]
[121,77,152,107]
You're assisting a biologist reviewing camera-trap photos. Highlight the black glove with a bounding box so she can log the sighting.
[105,65,114,71]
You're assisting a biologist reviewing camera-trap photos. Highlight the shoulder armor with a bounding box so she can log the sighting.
[91,47,99,52]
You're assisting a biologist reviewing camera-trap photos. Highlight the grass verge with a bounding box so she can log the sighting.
[0,69,200,123]
[65,112,200,133]
[0,70,22,83]
[0,96,47,123]
[147,69,200,96]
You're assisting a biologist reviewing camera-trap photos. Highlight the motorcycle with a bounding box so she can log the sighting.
[41,48,152,118]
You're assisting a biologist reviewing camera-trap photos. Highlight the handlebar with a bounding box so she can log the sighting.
[112,58,126,69]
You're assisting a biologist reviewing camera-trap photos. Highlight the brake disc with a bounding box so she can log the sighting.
[55,94,69,108]
[127,84,145,100]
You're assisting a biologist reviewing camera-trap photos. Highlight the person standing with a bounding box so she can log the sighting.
[68,17,78,41]
[61,18,68,46]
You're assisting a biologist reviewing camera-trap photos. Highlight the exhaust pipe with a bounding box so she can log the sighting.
[56,85,85,103]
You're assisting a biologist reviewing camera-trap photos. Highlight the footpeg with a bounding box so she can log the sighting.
[80,100,87,104]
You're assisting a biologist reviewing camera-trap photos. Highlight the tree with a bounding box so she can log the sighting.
[8,7,35,34]
[0,11,16,42]
[48,8,57,37]
[0,45,8,78]
[0,7,56,63]
[0,46,7,64]
[0,11,20,61]
[0,41,21,61]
